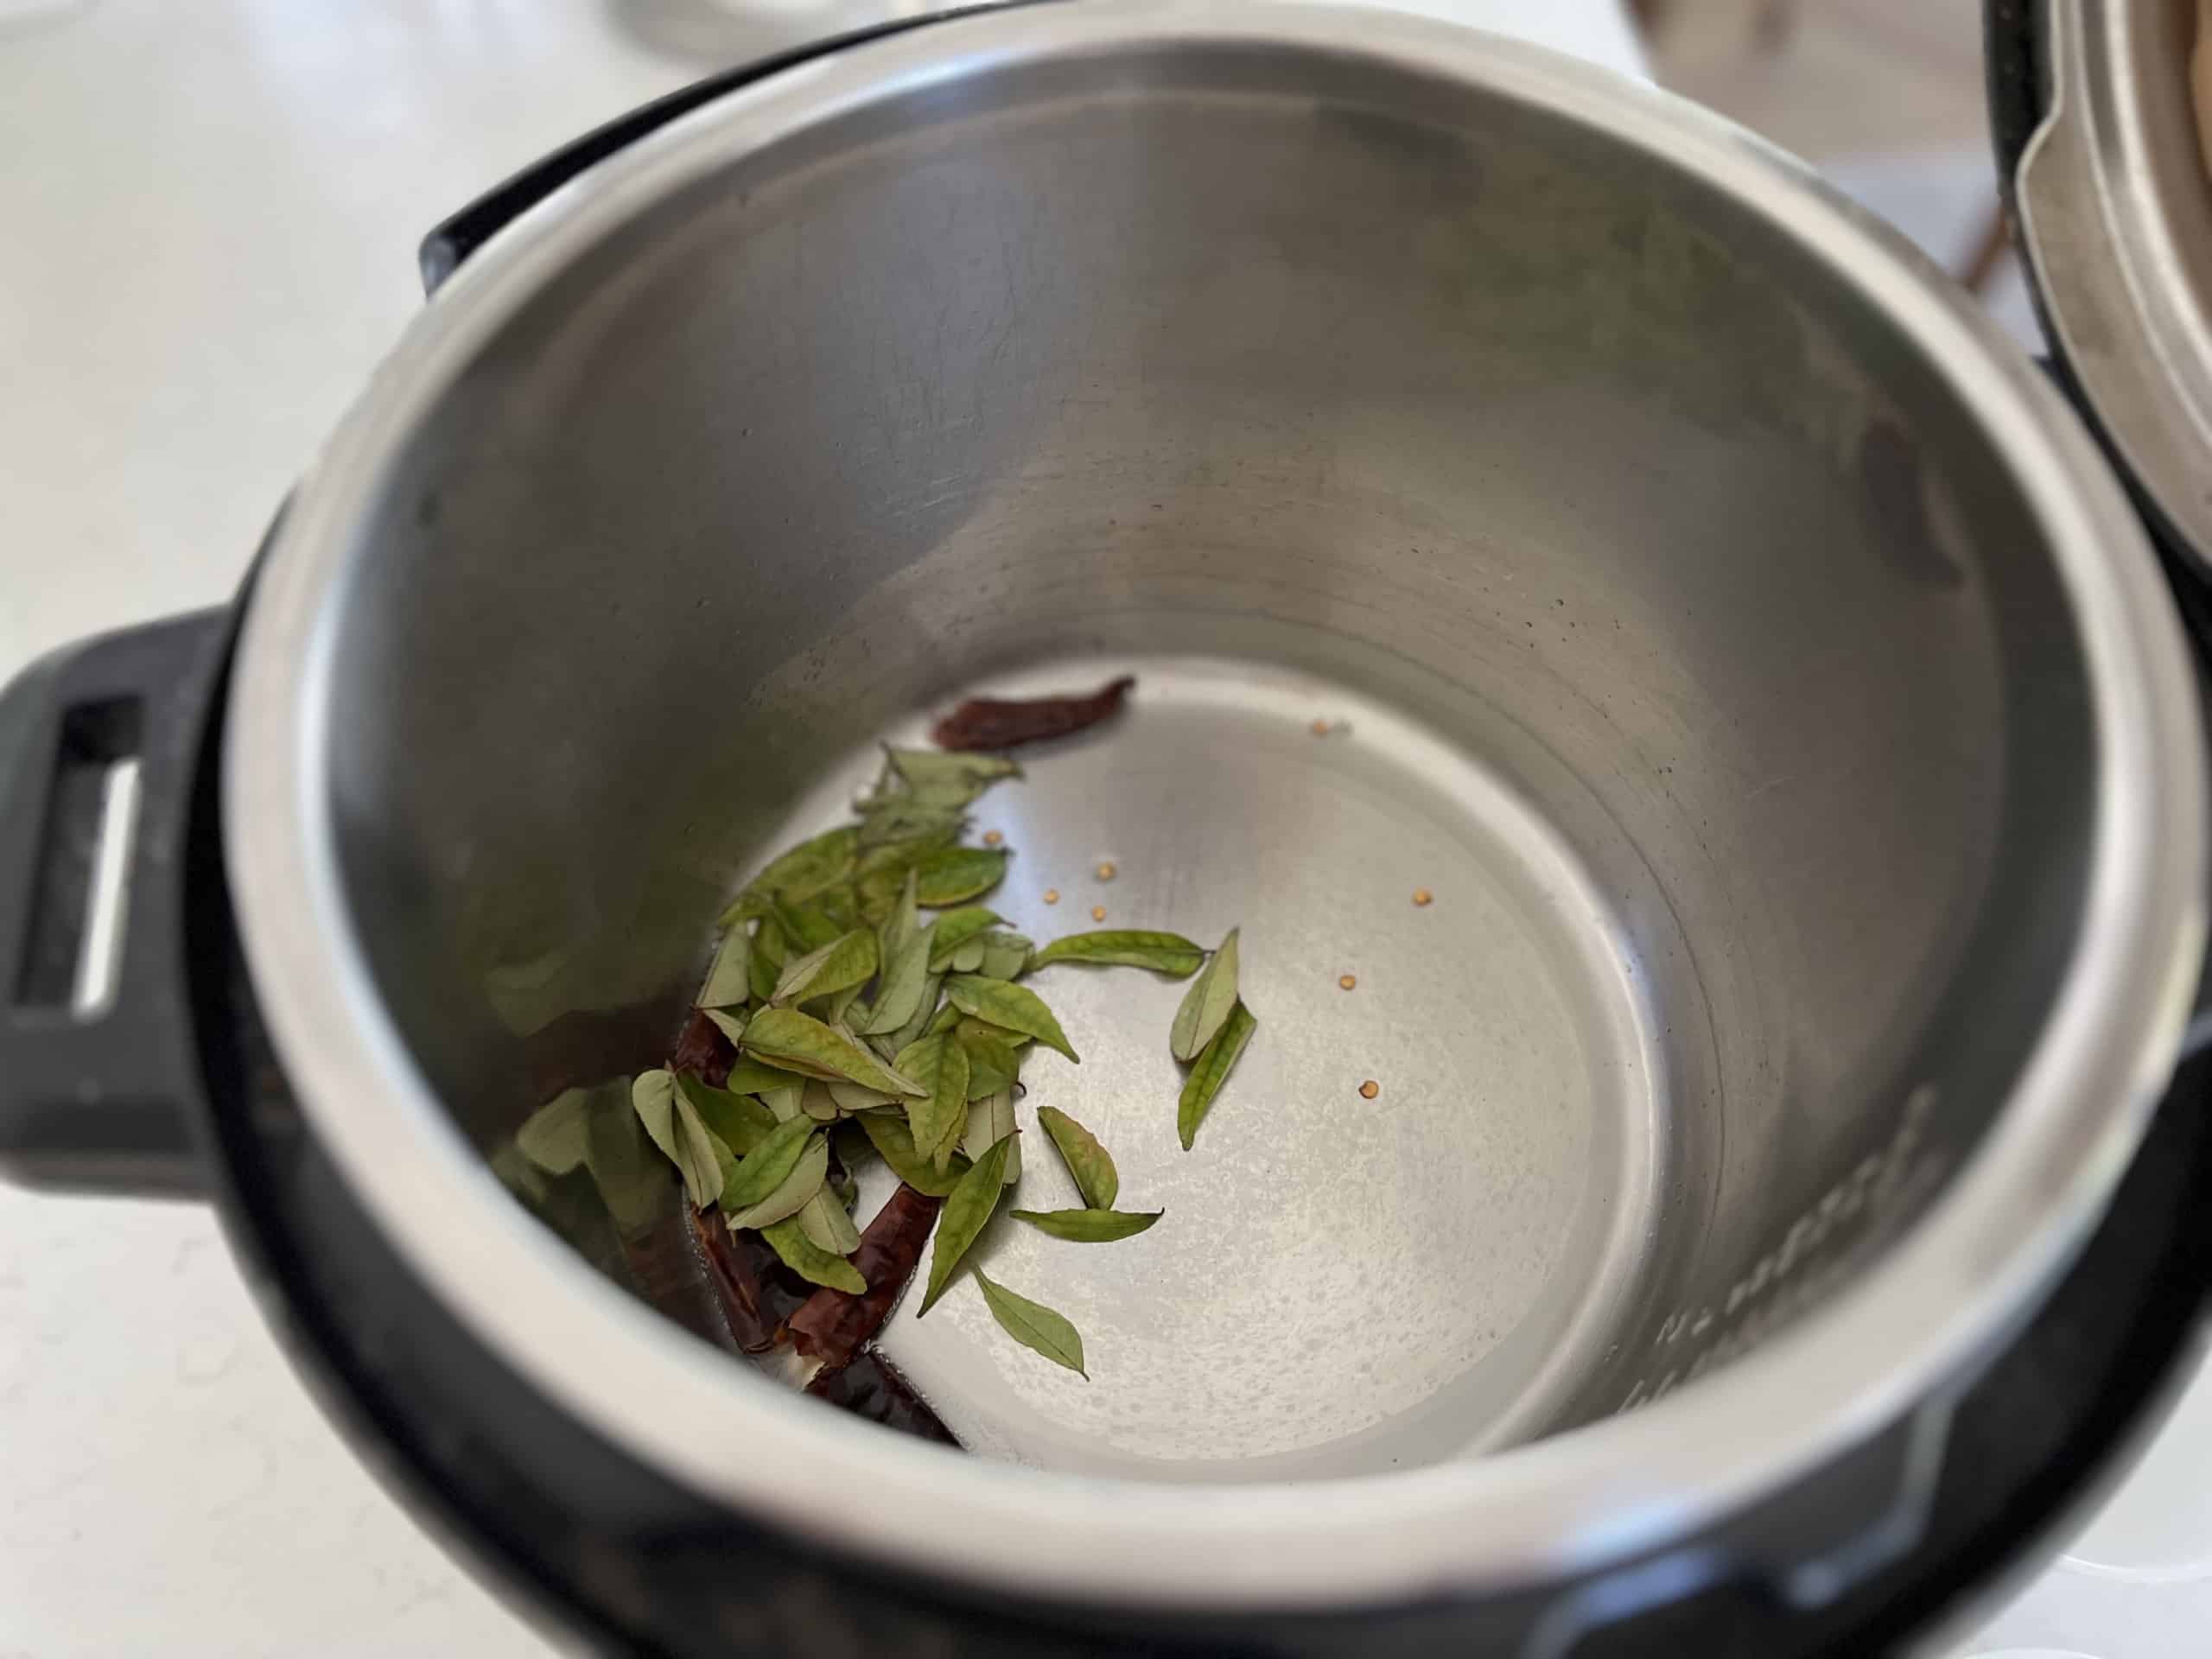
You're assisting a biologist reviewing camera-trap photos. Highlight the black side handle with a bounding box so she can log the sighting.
[0,610,232,1194]
[418,5,1009,295]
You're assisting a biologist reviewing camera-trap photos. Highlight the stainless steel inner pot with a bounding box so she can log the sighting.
[225,2,2204,1610]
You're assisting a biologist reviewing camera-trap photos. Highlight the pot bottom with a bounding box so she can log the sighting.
[743,655,1666,1478]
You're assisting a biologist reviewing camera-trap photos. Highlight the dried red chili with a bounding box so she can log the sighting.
[786,1182,942,1368]
[930,675,1135,752]
[804,1348,957,1445]
[689,1202,810,1354]
[669,1007,735,1085]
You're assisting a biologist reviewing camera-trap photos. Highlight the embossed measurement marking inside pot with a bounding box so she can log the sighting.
[751,658,1665,1478]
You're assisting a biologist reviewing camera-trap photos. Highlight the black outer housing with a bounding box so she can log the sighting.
[162,596,2212,1656]
[1,10,2208,1653]
[1985,0,2045,249]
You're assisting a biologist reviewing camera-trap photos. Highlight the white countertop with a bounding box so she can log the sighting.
[1,3,2202,1656]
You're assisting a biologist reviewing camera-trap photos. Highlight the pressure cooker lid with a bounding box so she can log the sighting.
[1993,0,2212,574]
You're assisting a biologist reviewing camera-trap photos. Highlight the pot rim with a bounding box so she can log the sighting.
[223,0,2206,1610]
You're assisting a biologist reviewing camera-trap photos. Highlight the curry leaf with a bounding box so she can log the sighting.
[853,868,903,926]
[797,1185,861,1255]
[725,1134,828,1229]
[857,823,963,877]
[677,1073,776,1157]
[772,927,878,1007]
[957,1024,1021,1099]
[1028,930,1204,977]
[855,1111,972,1197]
[883,748,1021,807]
[816,887,862,933]
[855,827,963,917]
[747,915,787,1002]
[702,1007,750,1046]
[919,1135,1013,1313]
[696,926,753,1008]
[863,923,936,1036]
[627,1067,681,1151]
[894,1033,970,1171]
[758,1080,804,1122]
[827,1079,899,1113]
[631,1069,727,1209]
[759,1214,866,1293]
[914,847,1009,906]
[926,907,1002,969]
[719,824,858,925]
[881,868,923,955]
[1178,999,1258,1150]
[946,976,1078,1063]
[876,970,944,1056]
[938,1107,972,1174]
[857,747,902,806]
[857,798,969,848]
[1010,1207,1160,1242]
[1169,927,1241,1062]
[718,1115,817,1213]
[974,1271,1086,1376]
[963,1087,1021,1185]
[977,931,1033,982]
[958,1015,1031,1053]
[1036,1105,1118,1210]
[745,1007,924,1095]
[773,899,845,953]
[724,1053,806,1096]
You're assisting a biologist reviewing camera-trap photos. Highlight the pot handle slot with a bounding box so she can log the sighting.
[416,8,965,294]
[0,610,231,1195]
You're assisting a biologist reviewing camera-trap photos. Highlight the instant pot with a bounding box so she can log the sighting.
[7,3,2212,1652]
